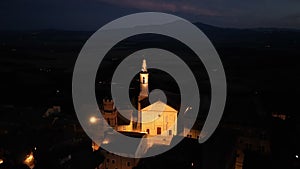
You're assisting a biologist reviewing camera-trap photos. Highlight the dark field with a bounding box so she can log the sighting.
[0,24,300,169]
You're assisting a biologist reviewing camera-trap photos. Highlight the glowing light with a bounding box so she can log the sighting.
[24,152,35,169]
[92,142,100,151]
[89,116,98,124]
[34,147,37,150]
[102,139,109,144]
[0,159,3,164]
[24,153,34,163]
[296,155,299,159]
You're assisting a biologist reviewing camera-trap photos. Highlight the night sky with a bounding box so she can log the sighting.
[1,0,300,30]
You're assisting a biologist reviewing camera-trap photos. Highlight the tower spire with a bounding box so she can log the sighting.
[142,59,147,72]
[139,59,149,97]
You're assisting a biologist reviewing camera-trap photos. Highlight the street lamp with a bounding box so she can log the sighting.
[89,116,98,124]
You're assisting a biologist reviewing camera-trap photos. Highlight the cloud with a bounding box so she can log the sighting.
[98,0,220,16]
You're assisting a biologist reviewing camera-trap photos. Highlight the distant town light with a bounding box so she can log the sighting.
[0,159,3,164]
[34,147,37,151]
[24,152,35,169]
[296,155,299,159]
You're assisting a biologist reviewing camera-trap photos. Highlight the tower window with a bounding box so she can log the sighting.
[143,77,145,84]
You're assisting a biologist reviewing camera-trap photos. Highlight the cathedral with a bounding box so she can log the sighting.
[101,59,178,137]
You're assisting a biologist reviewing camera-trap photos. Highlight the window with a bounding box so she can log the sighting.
[146,129,150,134]
[107,159,109,163]
[112,159,115,164]
[143,77,145,84]
[169,130,172,136]
[157,127,161,135]
[127,162,131,167]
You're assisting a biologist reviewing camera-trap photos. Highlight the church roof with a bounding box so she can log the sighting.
[101,131,146,157]
[141,101,178,113]
[141,101,177,125]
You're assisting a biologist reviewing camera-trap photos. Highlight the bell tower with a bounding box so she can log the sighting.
[139,59,149,99]
[137,59,149,131]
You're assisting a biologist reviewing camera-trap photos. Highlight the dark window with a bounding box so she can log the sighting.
[169,130,172,135]
[107,159,109,163]
[112,159,115,164]
[146,129,150,134]
[143,77,145,84]
[127,162,131,166]
[157,127,161,135]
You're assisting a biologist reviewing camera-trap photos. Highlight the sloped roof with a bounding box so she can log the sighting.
[141,101,177,113]
[141,101,177,123]
[101,131,146,157]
